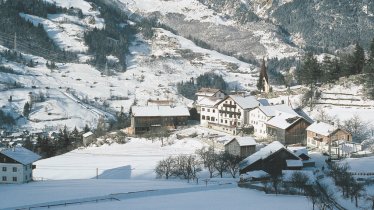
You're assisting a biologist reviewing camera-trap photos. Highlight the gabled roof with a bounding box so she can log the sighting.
[239,141,299,170]
[196,96,223,107]
[306,121,339,136]
[83,131,94,138]
[0,147,41,165]
[229,95,259,110]
[132,106,190,117]
[196,88,222,96]
[225,136,257,147]
[266,114,304,130]
[258,98,270,106]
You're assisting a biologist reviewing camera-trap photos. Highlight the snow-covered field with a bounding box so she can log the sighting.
[34,137,206,180]
[1,130,312,210]
[0,179,310,210]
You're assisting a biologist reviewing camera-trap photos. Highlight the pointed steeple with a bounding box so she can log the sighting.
[260,57,269,84]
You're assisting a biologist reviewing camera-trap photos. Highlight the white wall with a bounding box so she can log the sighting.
[249,108,270,138]
[0,163,33,184]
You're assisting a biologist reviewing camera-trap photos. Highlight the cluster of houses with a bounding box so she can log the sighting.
[129,88,355,154]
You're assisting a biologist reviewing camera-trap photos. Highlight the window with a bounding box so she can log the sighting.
[213,109,215,113]
[211,117,215,121]
[221,119,223,123]
[12,167,17,172]
[202,115,205,120]
[2,176,6,181]
[225,120,227,124]
[207,116,210,121]
[2,167,6,172]
[12,177,17,182]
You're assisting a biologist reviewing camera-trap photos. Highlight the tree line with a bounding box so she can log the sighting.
[177,73,228,100]
[84,0,137,72]
[0,0,76,62]
[24,126,88,158]
[296,38,374,99]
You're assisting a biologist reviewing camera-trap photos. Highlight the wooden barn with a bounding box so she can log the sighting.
[266,114,311,145]
[131,106,190,135]
[239,141,301,176]
[306,121,352,152]
[224,137,257,158]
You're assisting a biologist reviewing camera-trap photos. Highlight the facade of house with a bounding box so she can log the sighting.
[199,97,222,127]
[239,141,301,175]
[210,95,260,134]
[306,121,352,152]
[224,137,257,158]
[266,114,311,145]
[249,104,300,138]
[0,147,41,184]
[82,131,95,146]
[195,88,225,102]
[131,106,190,134]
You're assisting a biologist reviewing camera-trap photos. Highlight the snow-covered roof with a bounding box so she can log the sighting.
[288,147,309,157]
[266,114,303,130]
[225,136,257,146]
[229,95,259,109]
[306,121,338,136]
[83,131,94,138]
[240,141,299,170]
[132,106,190,117]
[196,88,221,96]
[196,96,222,107]
[241,170,269,179]
[282,170,316,184]
[286,159,303,167]
[258,98,270,106]
[0,147,41,165]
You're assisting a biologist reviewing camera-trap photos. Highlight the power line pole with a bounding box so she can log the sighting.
[14,32,17,51]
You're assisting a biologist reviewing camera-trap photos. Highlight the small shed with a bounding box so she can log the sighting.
[83,132,95,146]
[224,137,257,158]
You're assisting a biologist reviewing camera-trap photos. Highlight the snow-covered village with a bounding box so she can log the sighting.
[1,0,374,209]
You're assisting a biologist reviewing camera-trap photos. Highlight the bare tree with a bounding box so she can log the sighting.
[366,195,374,210]
[343,115,371,143]
[155,156,175,179]
[196,147,216,178]
[290,171,310,193]
[214,152,228,178]
[350,180,365,207]
[305,184,320,210]
[225,153,241,178]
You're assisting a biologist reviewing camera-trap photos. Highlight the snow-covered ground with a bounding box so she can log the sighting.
[34,137,206,180]
[0,179,310,210]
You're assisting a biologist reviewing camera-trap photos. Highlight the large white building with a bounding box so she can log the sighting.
[199,94,260,134]
[0,147,41,184]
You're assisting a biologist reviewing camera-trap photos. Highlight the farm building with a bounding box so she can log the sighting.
[131,106,190,135]
[239,141,301,175]
[224,136,257,158]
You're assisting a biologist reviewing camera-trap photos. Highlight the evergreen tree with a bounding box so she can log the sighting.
[23,102,30,117]
[364,38,374,99]
[297,53,321,87]
[352,42,365,74]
